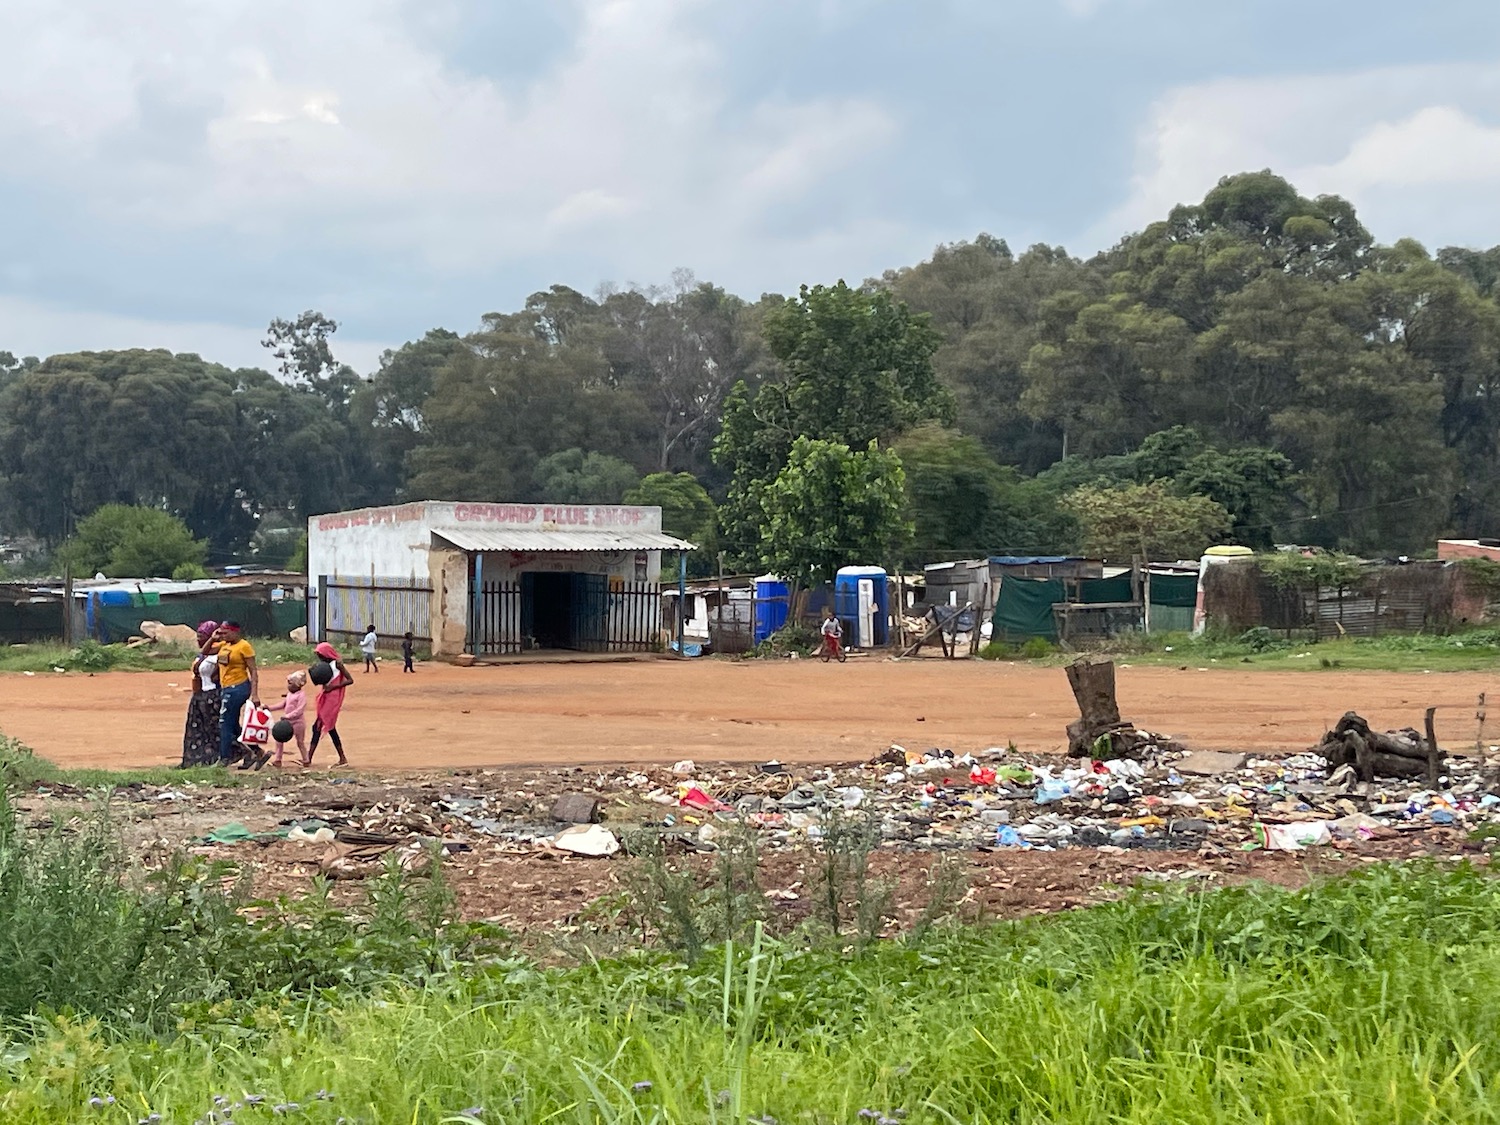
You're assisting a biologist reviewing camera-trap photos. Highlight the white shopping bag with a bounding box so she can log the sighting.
[239,702,273,746]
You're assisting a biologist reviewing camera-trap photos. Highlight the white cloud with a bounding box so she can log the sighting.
[0,0,899,267]
[0,295,389,375]
[1089,62,1500,253]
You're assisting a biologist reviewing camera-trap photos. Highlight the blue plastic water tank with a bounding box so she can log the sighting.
[753,575,789,644]
[834,566,889,647]
[98,590,132,606]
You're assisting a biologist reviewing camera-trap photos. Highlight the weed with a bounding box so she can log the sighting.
[621,826,764,960]
[809,809,894,946]
[905,854,971,945]
[750,623,821,658]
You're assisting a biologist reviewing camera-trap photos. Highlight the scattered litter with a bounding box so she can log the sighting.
[1251,821,1333,851]
[203,822,256,845]
[551,824,621,858]
[289,825,336,845]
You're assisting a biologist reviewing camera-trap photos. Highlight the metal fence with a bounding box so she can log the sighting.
[470,579,661,655]
[320,576,432,649]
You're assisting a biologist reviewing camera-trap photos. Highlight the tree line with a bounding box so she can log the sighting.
[3,170,1499,580]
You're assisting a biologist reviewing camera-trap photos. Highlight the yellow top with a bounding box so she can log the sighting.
[217,639,256,688]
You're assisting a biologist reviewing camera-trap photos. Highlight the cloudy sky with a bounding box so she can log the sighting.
[3,0,1499,372]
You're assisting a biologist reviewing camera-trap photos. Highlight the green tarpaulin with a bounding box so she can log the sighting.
[992,578,1066,641]
[1077,576,1134,604]
[1148,573,1198,608]
[94,597,305,643]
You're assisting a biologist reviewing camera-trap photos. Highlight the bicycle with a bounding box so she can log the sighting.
[819,634,847,663]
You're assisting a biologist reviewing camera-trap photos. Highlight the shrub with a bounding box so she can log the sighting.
[0,782,503,1030]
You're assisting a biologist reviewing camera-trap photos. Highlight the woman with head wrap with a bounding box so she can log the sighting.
[180,620,221,768]
[308,641,352,766]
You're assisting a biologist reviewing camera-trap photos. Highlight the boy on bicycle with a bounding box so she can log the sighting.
[819,606,843,659]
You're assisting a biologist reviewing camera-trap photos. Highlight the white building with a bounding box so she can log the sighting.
[307,501,694,657]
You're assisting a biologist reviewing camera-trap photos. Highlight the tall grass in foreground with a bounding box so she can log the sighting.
[8,862,1500,1123]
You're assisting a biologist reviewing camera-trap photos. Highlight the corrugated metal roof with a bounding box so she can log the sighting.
[432,527,695,552]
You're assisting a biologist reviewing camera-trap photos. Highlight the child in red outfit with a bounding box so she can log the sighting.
[309,641,352,766]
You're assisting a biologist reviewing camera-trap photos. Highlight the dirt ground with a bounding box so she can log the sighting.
[4,656,1494,939]
[0,657,1494,770]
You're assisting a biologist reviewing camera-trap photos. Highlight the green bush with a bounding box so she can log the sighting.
[1236,625,1291,653]
[0,782,504,1030]
[751,622,821,658]
[978,637,1055,660]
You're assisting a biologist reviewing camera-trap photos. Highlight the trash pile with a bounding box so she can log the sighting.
[162,729,1500,871]
[629,742,1499,856]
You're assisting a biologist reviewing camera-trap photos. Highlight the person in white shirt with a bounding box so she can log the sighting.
[819,606,843,660]
[360,625,379,673]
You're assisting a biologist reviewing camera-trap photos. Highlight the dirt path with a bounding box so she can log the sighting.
[0,657,1493,769]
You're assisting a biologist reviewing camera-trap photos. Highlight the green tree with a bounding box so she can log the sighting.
[761,437,911,584]
[1132,426,1295,548]
[1065,482,1230,562]
[626,471,719,577]
[625,472,716,543]
[0,349,383,555]
[349,329,466,500]
[894,425,1078,562]
[715,281,949,565]
[533,448,641,504]
[58,505,208,578]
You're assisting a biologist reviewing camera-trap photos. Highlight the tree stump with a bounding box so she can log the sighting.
[1066,658,1130,758]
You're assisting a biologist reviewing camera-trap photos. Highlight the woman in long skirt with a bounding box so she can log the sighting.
[181,620,222,767]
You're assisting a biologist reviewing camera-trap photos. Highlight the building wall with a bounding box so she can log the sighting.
[474,549,660,585]
[308,502,434,581]
[1438,540,1500,562]
[309,501,672,657]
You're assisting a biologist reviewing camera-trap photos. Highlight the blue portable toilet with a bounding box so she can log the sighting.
[834,566,889,647]
[753,574,789,644]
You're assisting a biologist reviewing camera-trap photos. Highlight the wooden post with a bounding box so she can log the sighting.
[1477,692,1488,764]
[1425,706,1441,789]
[716,553,725,653]
[60,567,73,648]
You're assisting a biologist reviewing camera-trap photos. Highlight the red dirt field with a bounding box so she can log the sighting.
[0,657,1493,770]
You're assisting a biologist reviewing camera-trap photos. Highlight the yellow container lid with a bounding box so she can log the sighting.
[1203,545,1254,557]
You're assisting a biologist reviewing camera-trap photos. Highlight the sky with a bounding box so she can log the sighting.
[3,0,1500,373]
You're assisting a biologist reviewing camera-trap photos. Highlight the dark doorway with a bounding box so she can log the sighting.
[519,571,610,651]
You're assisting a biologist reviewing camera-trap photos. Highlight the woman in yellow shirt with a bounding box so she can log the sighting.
[206,621,260,766]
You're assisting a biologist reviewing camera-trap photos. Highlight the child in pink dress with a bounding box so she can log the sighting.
[266,670,310,767]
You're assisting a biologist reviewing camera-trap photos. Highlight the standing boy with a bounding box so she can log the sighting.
[401,631,415,673]
[360,624,379,672]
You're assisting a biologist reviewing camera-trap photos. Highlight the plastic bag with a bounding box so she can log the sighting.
[1251,820,1332,851]
[239,703,273,746]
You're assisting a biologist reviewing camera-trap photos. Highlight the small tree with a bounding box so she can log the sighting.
[59,505,209,578]
[625,472,718,572]
[762,437,911,584]
[1066,481,1230,562]
[533,448,641,504]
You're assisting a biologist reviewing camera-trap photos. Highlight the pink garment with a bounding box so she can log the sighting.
[316,659,349,729]
[269,690,308,727]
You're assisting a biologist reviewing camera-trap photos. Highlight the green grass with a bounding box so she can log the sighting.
[0,637,320,675]
[0,734,263,791]
[1090,626,1500,672]
[8,862,1500,1122]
